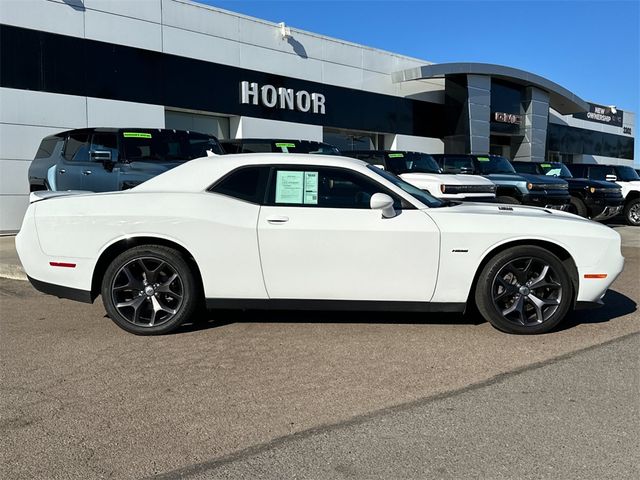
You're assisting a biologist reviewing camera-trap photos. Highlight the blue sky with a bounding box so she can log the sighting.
[200,0,639,162]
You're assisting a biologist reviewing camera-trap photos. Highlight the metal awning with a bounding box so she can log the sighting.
[392,62,589,115]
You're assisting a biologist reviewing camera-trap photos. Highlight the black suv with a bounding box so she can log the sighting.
[566,163,640,226]
[511,161,623,221]
[432,154,571,209]
[30,128,223,192]
[220,139,340,155]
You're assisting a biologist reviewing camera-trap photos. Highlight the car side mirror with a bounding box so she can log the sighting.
[605,174,617,182]
[370,193,396,218]
[90,150,115,171]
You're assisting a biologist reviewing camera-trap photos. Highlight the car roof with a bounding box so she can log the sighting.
[45,127,216,137]
[134,153,370,193]
[220,138,327,144]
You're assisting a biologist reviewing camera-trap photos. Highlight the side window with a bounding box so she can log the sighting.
[269,167,399,209]
[588,165,615,181]
[90,133,119,162]
[35,137,63,159]
[209,166,270,204]
[63,133,90,162]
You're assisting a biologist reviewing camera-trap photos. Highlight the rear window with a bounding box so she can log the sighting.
[210,166,270,204]
[122,130,222,162]
[35,136,63,159]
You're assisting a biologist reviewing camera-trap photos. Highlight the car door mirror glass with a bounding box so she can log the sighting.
[370,192,396,218]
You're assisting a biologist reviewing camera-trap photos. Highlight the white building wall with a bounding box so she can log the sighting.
[389,135,444,154]
[230,117,323,142]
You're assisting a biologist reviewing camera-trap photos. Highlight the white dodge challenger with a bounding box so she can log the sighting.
[16,154,623,335]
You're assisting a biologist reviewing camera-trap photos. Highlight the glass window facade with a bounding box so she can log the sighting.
[547,123,634,160]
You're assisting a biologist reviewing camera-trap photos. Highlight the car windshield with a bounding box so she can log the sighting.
[539,162,573,178]
[366,165,445,208]
[384,152,441,174]
[122,130,222,162]
[615,165,640,181]
[475,156,517,174]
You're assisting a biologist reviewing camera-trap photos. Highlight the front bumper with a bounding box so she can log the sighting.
[521,192,571,209]
[591,205,624,221]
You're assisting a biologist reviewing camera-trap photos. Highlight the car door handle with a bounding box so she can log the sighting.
[266,215,289,224]
[82,170,92,175]
[58,169,66,174]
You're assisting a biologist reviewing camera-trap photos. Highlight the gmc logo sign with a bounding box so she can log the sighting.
[494,112,522,125]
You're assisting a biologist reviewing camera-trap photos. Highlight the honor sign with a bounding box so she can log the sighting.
[240,81,326,114]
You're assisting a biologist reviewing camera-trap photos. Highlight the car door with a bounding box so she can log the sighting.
[56,131,91,190]
[257,165,440,302]
[84,132,121,192]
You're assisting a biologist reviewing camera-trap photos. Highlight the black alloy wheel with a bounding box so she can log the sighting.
[101,245,199,335]
[475,246,573,334]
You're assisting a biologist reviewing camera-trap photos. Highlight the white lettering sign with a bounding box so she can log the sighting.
[240,81,326,114]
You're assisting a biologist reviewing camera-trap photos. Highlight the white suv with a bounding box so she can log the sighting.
[342,151,496,201]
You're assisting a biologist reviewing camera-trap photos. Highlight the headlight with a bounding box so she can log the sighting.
[440,184,446,193]
[527,182,533,190]
[589,186,596,194]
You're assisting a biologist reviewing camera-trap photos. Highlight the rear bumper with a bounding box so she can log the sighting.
[27,275,93,303]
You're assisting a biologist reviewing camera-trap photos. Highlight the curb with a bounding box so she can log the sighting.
[0,264,27,281]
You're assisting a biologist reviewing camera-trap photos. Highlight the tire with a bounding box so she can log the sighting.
[474,246,573,334]
[623,198,640,226]
[101,245,199,335]
[496,195,520,205]
[568,196,588,217]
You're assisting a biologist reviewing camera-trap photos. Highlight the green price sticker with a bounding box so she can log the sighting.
[123,132,152,138]
[477,157,490,162]
[388,153,404,158]
[541,163,551,167]
[275,143,296,148]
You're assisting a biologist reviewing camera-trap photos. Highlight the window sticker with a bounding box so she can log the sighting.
[388,153,404,158]
[546,168,562,176]
[541,163,551,167]
[275,170,319,204]
[123,132,152,139]
[303,171,318,204]
[477,156,490,162]
[275,171,304,204]
[275,142,296,153]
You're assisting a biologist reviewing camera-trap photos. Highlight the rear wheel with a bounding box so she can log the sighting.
[568,196,588,217]
[101,245,198,335]
[475,246,573,334]
[624,198,640,226]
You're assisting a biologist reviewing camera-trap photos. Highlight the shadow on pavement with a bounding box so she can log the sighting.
[173,289,636,335]
[558,289,637,331]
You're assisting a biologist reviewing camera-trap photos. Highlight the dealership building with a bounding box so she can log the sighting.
[0,0,636,232]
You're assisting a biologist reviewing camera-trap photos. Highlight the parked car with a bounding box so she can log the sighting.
[566,164,640,226]
[432,154,571,209]
[220,138,340,155]
[340,150,496,201]
[18,154,622,336]
[29,128,223,192]
[511,161,624,221]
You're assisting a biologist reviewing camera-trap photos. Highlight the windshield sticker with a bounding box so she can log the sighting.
[541,163,551,167]
[303,172,318,204]
[123,132,152,139]
[275,142,296,153]
[477,157,490,162]
[546,168,562,176]
[388,153,404,158]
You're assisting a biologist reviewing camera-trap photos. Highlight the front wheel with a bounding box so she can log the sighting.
[101,245,199,335]
[623,198,640,226]
[568,196,588,217]
[496,195,520,205]
[474,246,573,334]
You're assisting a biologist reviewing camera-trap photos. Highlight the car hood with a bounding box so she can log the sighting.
[399,173,493,186]
[482,173,527,183]
[432,201,584,221]
[566,178,620,189]
[515,173,567,185]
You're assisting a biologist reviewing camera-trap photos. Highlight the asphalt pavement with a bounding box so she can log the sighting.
[0,225,638,479]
